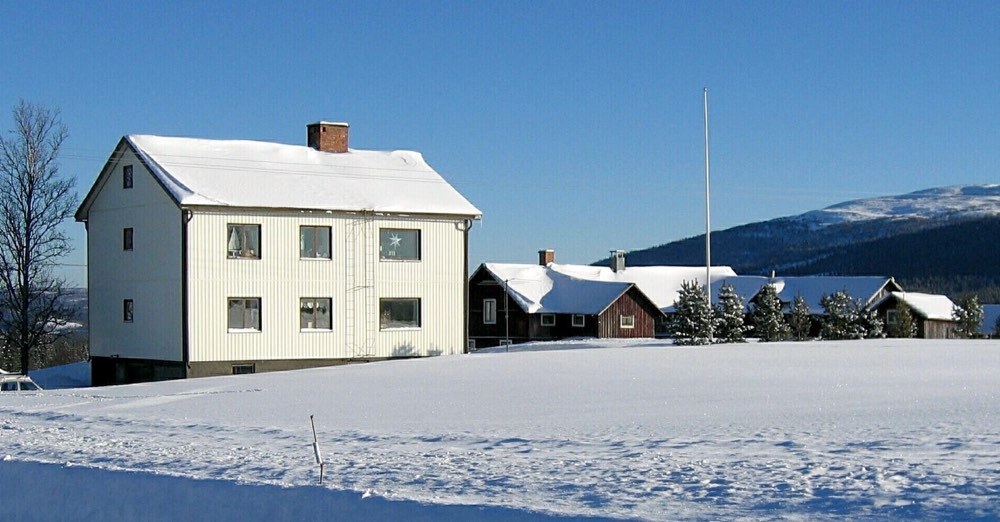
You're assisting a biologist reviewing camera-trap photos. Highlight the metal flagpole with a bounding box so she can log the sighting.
[704,88,713,343]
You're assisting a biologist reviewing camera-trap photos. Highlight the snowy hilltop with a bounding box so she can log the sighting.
[796,184,1000,228]
[1,339,998,520]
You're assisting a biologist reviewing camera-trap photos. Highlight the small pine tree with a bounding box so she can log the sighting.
[820,291,864,340]
[952,294,984,339]
[714,283,748,343]
[670,280,713,346]
[857,307,884,339]
[994,314,1000,338]
[789,295,812,341]
[888,301,917,338]
[752,284,789,342]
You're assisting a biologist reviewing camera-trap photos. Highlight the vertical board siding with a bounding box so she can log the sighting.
[187,211,467,362]
[86,149,184,361]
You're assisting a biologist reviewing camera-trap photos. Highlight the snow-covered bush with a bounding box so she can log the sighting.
[820,291,882,340]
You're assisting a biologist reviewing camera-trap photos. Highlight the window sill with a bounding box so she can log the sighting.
[299,257,332,261]
[300,328,334,333]
[228,328,261,334]
[380,326,422,332]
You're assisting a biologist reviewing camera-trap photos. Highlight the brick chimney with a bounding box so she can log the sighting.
[307,121,349,153]
[610,250,626,273]
[538,249,555,266]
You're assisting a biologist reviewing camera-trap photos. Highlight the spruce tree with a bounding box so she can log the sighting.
[753,284,789,342]
[670,280,713,346]
[714,283,747,343]
[953,294,984,339]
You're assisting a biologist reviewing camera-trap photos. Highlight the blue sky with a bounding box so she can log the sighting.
[3,1,998,286]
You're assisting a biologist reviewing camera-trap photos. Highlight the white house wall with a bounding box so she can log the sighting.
[85,148,184,361]
[185,210,468,363]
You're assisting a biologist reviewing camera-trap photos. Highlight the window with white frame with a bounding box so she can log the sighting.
[300,298,332,330]
[227,224,260,259]
[123,165,133,189]
[228,298,261,331]
[379,228,420,260]
[123,227,134,251]
[483,299,497,324]
[380,298,420,329]
[541,314,556,327]
[572,314,585,327]
[620,315,635,329]
[123,299,134,322]
[300,226,331,259]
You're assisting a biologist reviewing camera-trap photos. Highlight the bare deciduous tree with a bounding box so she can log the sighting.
[0,101,77,374]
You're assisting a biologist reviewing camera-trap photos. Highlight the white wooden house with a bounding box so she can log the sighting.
[76,122,481,385]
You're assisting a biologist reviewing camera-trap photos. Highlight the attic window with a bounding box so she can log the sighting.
[123,165,133,189]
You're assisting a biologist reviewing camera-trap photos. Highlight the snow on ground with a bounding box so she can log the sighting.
[2,339,998,521]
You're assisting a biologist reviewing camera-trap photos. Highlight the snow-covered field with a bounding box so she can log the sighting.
[2,339,998,521]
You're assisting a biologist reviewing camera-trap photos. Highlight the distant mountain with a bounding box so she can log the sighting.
[614,185,1000,301]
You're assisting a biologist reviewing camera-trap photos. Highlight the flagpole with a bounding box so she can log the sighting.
[703,87,713,343]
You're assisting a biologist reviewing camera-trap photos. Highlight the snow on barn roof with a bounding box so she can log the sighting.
[875,292,957,321]
[116,134,481,217]
[481,263,738,314]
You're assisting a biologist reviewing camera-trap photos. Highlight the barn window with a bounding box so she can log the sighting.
[300,226,331,259]
[227,224,260,259]
[300,298,332,330]
[123,165,133,189]
[379,228,420,260]
[123,299,134,323]
[123,227,134,251]
[620,315,635,329]
[380,298,421,329]
[572,314,585,327]
[228,298,261,331]
[886,309,898,325]
[541,314,556,327]
[483,299,497,324]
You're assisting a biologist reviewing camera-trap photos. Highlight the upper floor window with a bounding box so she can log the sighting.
[300,226,331,259]
[379,228,420,261]
[227,224,260,259]
[123,227,134,251]
[380,298,421,329]
[483,299,497,325]
[123,299,134,322]
[228,298,261,331]
[123,165,133,189]
[300,298,332,330]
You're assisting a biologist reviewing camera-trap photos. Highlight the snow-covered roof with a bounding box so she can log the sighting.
[82,134,482,218]
[873,292,957,321]
[480,262,737,314]
[769,276,896,314]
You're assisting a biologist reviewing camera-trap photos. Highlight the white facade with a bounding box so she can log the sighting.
[77,130,480,383]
